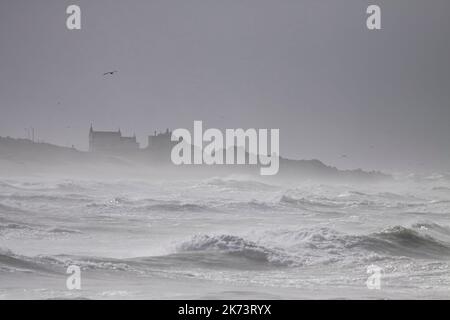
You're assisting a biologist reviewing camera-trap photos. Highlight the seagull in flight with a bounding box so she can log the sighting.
[103,70,118,76]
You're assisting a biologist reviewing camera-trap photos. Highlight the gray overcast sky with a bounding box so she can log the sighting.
[0,0,449,173]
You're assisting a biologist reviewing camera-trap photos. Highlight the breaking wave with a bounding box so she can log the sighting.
[176,234,296,267]
[141,202,212,213]
[200,177,279,191]
[354,226,450,259]
[0,221,84,238]
[4,223,450,276]
[175,224,450,269]
[0,248,59,274]
[278,191,427,211]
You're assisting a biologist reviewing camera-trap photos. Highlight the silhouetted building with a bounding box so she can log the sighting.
[89,125,139,154]
[147,129,177,160]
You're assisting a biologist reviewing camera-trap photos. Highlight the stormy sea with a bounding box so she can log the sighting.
[1,173,450,299]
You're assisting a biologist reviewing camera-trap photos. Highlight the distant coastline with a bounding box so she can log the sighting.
[0,135,390,182]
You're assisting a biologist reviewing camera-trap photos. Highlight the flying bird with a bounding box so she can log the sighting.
[103,70,118,76]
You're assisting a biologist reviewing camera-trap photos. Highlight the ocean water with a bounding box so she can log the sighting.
[1,174,450,299]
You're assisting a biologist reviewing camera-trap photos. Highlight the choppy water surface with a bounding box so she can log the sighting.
[1,174,450,299]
